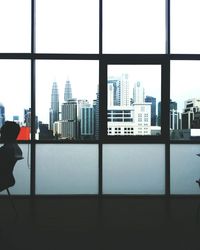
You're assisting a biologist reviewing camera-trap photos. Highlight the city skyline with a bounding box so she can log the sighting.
[36,60,99,124]
[1,60,200,137]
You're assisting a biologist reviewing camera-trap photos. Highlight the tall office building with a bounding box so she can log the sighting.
[108,83,114,107]
[64,79,72,102]
[49,82,59,130]
[108,78,121,106]
[120,74,129,106]
[61,98,78,139]
[80,105,94,138]
[77,100,89,120]
[158,100,179,128]
[133,81,145,103]
[24,108,39,132]
[0,103,5,128]
[24,108,31,127]
[77,99,89,138]
[170,109,180,130]
[145,96,156,126]
[182,98,200,129]
[94,88,99,139]
[170,100,179,129]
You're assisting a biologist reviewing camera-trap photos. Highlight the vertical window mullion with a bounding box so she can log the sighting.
[166,0,170,54]
[31,0,36,196]
[162,60,170,196]
[99,0,103,195]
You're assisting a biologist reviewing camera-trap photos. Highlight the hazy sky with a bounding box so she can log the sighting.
[171,61,200,112]
[0,0,31,53]
[0,60,30,122]
[103,0,166,54]
[36,0,99,53]
[108,65,161,103]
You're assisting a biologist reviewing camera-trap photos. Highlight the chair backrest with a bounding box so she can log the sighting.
[0,159,18,192]
[0,144,23,192]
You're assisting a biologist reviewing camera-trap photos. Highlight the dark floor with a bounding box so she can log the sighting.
[0,197,200,250]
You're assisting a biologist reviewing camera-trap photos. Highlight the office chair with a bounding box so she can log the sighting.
[0,156,24,217]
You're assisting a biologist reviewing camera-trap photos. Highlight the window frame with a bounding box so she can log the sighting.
[0,0,200,196]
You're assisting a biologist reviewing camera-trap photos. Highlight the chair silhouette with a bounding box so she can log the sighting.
[0,156,24,217]
[0,121,23,217]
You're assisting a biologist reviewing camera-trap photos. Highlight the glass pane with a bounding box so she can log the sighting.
[0,144,30,195]
[0,60,31,140]
[103,144,165,194]
[0,0,31,52]
[171,0,200,53]
[103,0,166,54]
[107,65,161,136]
[170,61,200,140]
[36,144,98,194]
[171,144,200,194]
[36,0,99,53]
[36,60,99,141]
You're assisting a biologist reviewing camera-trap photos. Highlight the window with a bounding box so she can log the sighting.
[171,0,200,54]
[107,64,161,137]
[36,0,99,53]
[103,0,166,53]
[170,61,200,140]
[0,0,31,53]
[0,60,31,140]
[36,60,99,141]
[0,1,198,195]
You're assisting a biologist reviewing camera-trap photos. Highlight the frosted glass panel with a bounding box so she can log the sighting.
[171,145,200,194]
[171,0,200,53]
[36,144,98,194]
[0,144,31,195]
[103,144,165,194]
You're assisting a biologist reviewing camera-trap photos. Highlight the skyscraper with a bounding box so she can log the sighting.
[0,103,5,128]
[94,88,99,140]
[182,98,200,129]
[133,81,145,103]
[108,78,121,106]
[24,108,31,127]
[49,82,59,130]
[120,74,129,106]
[80,105,94,138]
[61,98,78,139]
[170,100,179,130]
[24,108,39,132]
[145,96,156,126]
[158,100,179,129]
[64,79,72,102]
[107,83,114,107]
